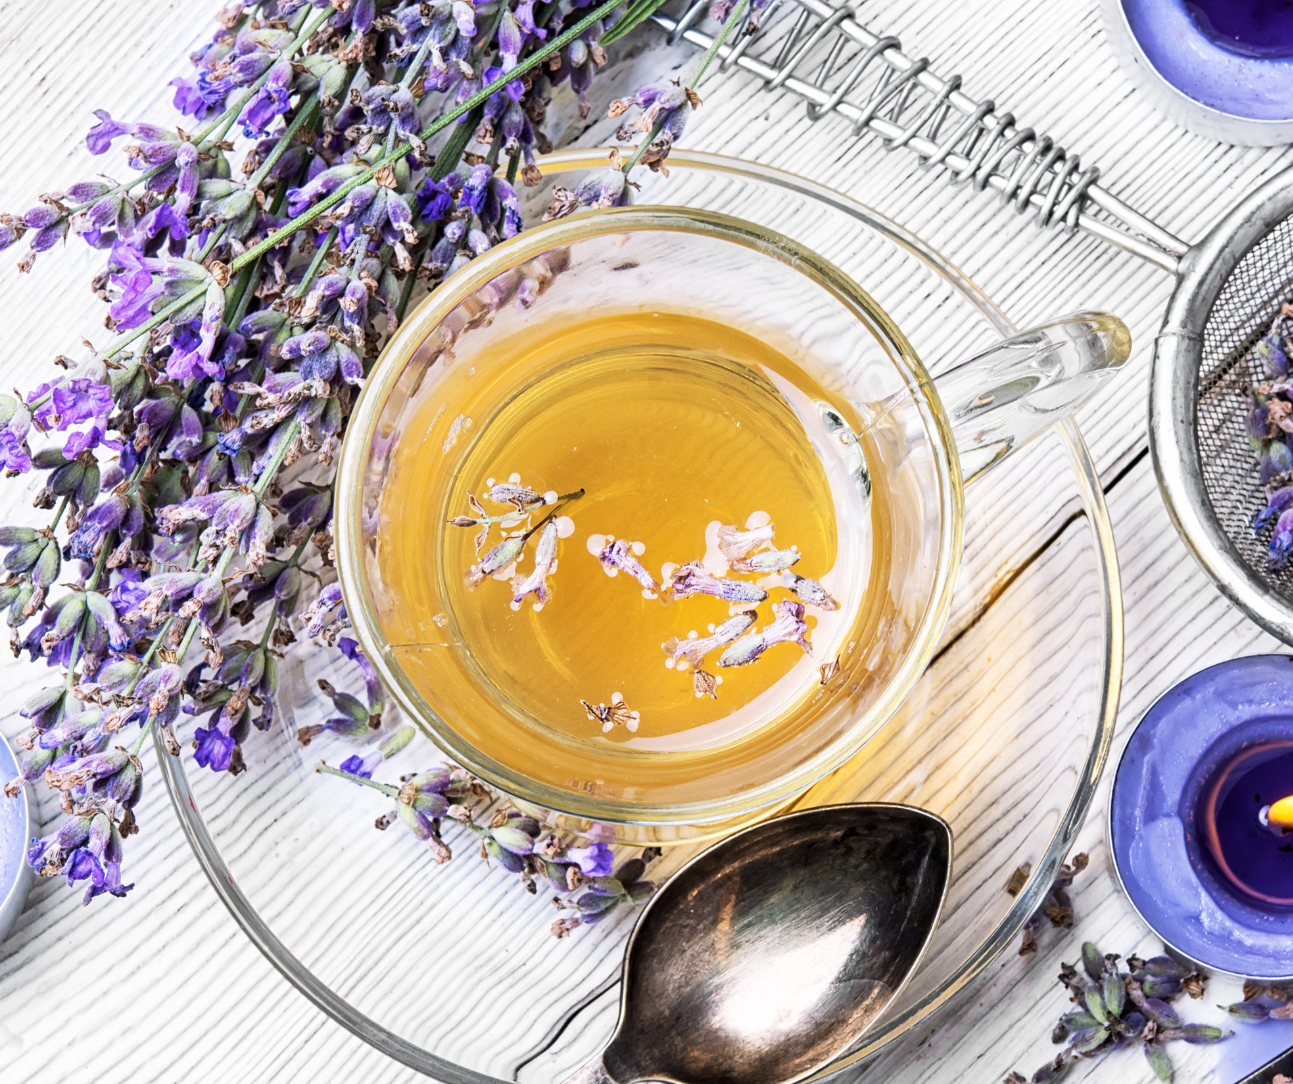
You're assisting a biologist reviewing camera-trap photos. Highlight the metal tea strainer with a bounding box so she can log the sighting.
[658,0,1293,643]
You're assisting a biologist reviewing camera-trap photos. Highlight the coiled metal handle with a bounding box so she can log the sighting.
[654,0,1187,273]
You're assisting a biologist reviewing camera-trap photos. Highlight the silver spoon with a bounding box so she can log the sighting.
[563,802,952,1084]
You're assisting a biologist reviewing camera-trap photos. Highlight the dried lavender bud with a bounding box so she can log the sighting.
[1143,1041,1171,1082]
[1227,1001,1271,1021]
[466,534,525,586]
[1084,985,1108,1025]
[663,611,756,668]
[486,482,543,508]
[1169,1023,1230,1044]
[1070,1026,1110,1054]
[511,518,558,607]
[1081,941,1104,982]
[1142,978,1182,999]
[781,571,839,610]
[597,537,660,593]
[731,548,799,574]
[1142,956,1191,980]
[669,562,766,603]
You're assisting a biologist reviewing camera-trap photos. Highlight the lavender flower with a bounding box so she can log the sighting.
[597,538,660,593]
[718,601,811,667]
[716,522,774,560]
[339,725,415,779]
[669,562,767,604]
[0,0,649,913]
[781,572,839,611]
[663,611,756,668]
[511,519,559,607]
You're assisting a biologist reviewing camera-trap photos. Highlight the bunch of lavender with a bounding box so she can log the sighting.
[318,754,654,936]
[1246,302,1293,567]
[0,0,753,908]
[1004,944,1227,1083]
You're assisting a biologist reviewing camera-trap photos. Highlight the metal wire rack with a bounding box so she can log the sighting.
[653,0,1187,273]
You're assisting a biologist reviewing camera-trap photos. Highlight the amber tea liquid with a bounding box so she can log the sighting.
[374,311,889,793]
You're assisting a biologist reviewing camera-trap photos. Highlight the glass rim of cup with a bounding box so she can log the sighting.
[334,203,965,829]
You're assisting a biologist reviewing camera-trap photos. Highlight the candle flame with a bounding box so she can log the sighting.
[1267,795,1293,829]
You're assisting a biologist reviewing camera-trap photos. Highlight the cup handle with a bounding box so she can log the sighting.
[930,311,1131,484]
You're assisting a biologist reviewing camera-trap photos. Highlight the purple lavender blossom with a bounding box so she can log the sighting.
[0,0,640,915]
[566,841,613,875]
[597,538,660,593]
[669,562,767,604]
[85,111,136,155]
[1270,507,1293,569]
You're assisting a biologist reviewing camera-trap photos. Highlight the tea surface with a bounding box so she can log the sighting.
[376,311,880,763]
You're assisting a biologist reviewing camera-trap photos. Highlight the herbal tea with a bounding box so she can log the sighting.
[373,310,890,788]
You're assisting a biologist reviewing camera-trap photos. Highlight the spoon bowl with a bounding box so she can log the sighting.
[566,803,952,1084]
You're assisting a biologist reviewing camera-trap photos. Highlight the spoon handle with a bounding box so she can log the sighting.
[559,1055,615,1084]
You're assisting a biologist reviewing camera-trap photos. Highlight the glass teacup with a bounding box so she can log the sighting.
[335,206,1128,844]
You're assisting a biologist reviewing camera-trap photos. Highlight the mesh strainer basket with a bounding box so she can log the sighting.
[659,0,1293,643]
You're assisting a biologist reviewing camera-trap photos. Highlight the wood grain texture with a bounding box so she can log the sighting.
[0,1,1292,1083]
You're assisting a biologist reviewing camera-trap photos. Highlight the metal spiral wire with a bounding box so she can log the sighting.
[653,0,1188,272]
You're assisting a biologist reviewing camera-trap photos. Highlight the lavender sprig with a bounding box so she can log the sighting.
[317,757,656,934]
[0,0,671,905]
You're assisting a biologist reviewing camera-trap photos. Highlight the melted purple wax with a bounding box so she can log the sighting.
[1187,0,1293,58]
[1202,742,1293,904]
[1123,0,1293,120]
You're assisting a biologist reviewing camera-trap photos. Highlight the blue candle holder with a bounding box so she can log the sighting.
[1111,655,1293,978]
[0,731,33,945]
[1102,0,1293,145]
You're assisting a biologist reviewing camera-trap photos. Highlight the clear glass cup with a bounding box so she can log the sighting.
[335,205,1129,843]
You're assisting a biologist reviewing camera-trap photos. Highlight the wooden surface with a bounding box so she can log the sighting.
[3,1,1293,1082]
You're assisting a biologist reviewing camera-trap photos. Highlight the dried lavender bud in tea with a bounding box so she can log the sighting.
[662,611,757,669]
[669,561,767,603]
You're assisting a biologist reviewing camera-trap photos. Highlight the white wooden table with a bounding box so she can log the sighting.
[3,2,1293,1081]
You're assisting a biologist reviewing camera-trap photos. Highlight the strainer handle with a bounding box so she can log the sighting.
[932,311,1132,483]
[653,0,1189,274]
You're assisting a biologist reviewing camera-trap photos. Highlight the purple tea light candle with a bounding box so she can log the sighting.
[1195,737,1293,908]
[1112,655,1293,977]
[1102,0,1293,145]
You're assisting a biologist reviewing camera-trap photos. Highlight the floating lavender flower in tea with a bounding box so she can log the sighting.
[457,483,583,598]
[511,518,559,610]
[663,611,756,670]
[782,571,840,611]
[595,536,660,596]
[668,561,767,604]
[718,601,811,668]
[581,693,640,733]
[716,522,776,561]
[730,548,799,574]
